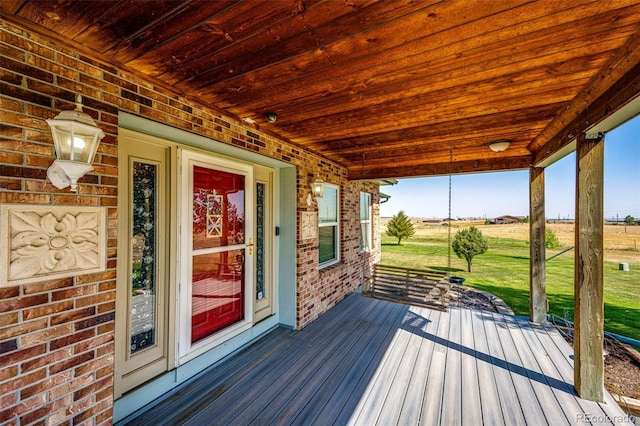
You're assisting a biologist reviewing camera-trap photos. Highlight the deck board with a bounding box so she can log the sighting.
[509,315,574,424]
[119,293,634,426]
[397,308,439,425]
[460,308,483,426]
[480,309,528,425]
[491,311,548,423]
[441,306,462,425]
[419,304,449,426]
[470,310,505,425]
[286,298,401,424]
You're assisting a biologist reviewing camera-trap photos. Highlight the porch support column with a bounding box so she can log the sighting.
[529,166,546,324]
[574,132,605,402]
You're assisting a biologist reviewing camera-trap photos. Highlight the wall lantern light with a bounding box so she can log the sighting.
[311,176,325,198]
[307,176,325,206]
[46,95,105,192]
[487,139,512,153]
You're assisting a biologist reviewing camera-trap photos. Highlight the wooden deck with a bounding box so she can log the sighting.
[119,293,634,425]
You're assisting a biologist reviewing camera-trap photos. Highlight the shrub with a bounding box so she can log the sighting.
[452,226,488,272]
[545,228,561,249]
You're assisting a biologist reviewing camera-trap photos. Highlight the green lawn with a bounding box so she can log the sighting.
[380,233,640,342]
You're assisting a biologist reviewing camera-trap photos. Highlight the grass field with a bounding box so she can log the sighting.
[380,220,640,341]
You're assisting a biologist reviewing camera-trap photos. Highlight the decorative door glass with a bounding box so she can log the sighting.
[256,182,265,301]
[191,166,246,343]
[130,161,157,354]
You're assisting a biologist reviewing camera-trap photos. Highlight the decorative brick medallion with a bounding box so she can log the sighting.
[0,204,106,286]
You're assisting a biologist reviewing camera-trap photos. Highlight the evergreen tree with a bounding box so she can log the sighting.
[386,210,415,245]
[452,226,488,272]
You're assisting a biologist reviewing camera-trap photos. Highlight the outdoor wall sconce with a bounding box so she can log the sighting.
[46,95,105,192]
[487,139,512,152]
[264,112,278,123]
[307,176,325,206]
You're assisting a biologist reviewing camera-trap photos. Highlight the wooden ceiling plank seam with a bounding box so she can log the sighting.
[0,0,28,15]
[209,9,636,129]
[175,0,423,85]
[211,5,637,120]
[533,61,640,166]
[73,0,202,53]
[343,146,538,170]
[530,23,640,156]
[255,49,611,128]
[355,151,534,172]
[0,11,252,132]
[188,0,540,92]
[335,129,545,162]
[328,127,545,167]
[232,18,636,118]
[133,0,331,80]
[11,0,124,40]
[5,0,639,179]
[210,0,631,110]
[196,0,612,102]
[301,103,565,151]
[106,0,241,64]
[348,155,534,181]
[269,70,595,138]
[322,120,548,150]
[274,82,585,140]
[325,127,547,159]
[175,0,332,71]
[105,0,212,61]
[309,109,555,164]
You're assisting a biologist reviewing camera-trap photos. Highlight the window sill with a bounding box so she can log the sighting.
[318,260,343,272]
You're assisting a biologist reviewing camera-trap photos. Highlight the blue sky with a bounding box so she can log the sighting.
[380,115,640,220]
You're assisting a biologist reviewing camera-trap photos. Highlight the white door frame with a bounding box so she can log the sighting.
[177,148,255,363]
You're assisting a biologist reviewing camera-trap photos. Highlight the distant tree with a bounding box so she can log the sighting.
[545,228,561,249]
[386,210,415,245]
[624,215,638,226]
[452,226,488,272]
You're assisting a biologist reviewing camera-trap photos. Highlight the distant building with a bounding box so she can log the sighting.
[492,215,526,224]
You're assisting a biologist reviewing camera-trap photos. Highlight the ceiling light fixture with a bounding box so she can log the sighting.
[488,139,512,152]
[264,112,278,123]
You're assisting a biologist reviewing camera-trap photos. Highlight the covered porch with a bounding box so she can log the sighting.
[119,293,632,425]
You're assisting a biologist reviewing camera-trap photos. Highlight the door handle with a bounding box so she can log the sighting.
[247,238,254,255]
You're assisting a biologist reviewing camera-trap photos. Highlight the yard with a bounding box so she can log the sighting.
[380,221,640,342]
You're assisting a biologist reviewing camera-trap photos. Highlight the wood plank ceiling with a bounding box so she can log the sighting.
[2,0,640,180]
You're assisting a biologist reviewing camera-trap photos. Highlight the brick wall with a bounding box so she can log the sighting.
[0,20,380,424]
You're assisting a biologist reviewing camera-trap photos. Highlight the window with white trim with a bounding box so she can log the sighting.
[360,192,372,252]
[318,184,339,267]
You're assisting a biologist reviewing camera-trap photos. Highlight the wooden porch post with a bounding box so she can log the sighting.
[529,166,546,324]
[574,132,605,402]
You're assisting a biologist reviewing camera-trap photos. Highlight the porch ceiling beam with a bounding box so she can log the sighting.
[531,26,640,166]
[347,155,532,181]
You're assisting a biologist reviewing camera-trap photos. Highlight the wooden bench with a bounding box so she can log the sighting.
[362,264,451,311]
